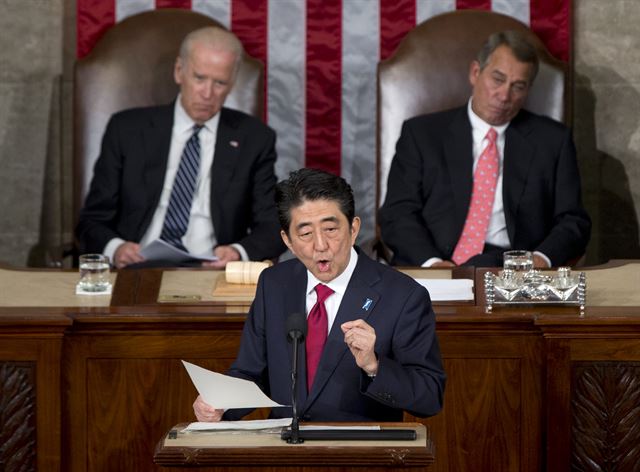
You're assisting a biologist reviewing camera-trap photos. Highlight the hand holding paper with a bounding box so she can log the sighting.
[193,395,224,422]
[140,240,218,264]
[183,361,286,411]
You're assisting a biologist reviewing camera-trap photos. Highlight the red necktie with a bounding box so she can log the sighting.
[306,284,334,391]
[452,128,499,265]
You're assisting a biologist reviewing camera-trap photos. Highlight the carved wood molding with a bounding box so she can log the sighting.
[572,362,640,471]
[0,362,36,472]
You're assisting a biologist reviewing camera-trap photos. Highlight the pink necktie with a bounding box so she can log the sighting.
[451,128,499,265]
[306,284,334,391]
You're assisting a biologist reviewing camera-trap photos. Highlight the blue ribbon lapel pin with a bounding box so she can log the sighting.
[362,298,373,311]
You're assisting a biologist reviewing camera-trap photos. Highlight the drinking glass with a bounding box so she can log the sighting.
[78,254,111,292]
[503,250,533,274]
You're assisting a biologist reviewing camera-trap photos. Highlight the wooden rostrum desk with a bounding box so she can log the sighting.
[154,422,433,471]
[1,262,640,471]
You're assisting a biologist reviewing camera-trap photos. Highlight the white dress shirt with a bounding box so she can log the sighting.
[103,97,248,262]
[305,247,358,333]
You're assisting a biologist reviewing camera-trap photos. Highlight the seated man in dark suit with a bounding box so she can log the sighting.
[193,168,445,422]
[76,26,285,268]
[379,30,591,268]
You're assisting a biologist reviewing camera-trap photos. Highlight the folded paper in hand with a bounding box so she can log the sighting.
[182,360,286,409]
[140,239,218,264]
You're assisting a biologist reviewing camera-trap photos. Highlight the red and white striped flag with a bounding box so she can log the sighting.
[77,0,571,241]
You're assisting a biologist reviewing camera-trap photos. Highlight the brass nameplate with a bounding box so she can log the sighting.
[158,294,202,303]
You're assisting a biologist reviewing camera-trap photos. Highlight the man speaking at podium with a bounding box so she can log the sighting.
[194,168,445,422]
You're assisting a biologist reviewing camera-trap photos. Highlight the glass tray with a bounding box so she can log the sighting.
[484,268,586,311]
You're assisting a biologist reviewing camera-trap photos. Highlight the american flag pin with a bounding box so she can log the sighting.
[229,140,239,148]
[362,298,373,311]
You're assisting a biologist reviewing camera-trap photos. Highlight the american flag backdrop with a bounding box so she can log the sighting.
[77,0,571,242]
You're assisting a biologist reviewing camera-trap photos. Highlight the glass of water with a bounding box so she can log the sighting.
[78,254,111,293]
[503,250,533,275]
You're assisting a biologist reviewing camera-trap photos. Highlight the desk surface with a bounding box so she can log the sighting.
[0,266,115,308]
[0,265,467,308]
[154,422,432,468]
[2,262,640,311]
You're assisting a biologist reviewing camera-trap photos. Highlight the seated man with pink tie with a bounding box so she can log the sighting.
[193,168,445,422]
[379,30,591,268]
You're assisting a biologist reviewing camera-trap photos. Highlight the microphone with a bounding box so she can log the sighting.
[286,311,307,343]
[284,312,306,443]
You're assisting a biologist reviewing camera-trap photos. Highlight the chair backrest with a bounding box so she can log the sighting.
[74,8,264,219]
[377,9,568,210]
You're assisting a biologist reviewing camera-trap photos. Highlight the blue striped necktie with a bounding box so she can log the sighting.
[160,124,204,250]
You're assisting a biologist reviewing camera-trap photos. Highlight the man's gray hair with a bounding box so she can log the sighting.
[477,30,539,83]
[179,26,244,77]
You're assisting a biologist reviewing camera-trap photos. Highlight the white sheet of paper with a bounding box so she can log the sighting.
[414,278,475,301]
[182,361,286,409]
[183,418,292,432]
[139,239,218,263]
[181,420,380,433]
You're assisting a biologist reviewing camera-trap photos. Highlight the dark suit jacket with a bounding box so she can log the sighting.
[223,250,446,422]
[379,107,591,267]
[76,103,285,261]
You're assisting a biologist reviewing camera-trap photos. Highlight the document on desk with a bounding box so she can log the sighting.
[140,239,218,263]
[182,420,380,432]
[183,418,293,432]
[413,278,474,301]
[182,361,285,410]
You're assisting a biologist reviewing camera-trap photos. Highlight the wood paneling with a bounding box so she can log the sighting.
[5,267,640,471]
[63,330,245,472]
[572,362,640,470]
[0,362,36,472]
[413,333,543,472]
[0,311,68,472]
[86,358,227,471]
[539,312,640,471]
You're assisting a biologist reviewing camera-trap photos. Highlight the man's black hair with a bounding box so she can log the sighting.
[275,168,355,235]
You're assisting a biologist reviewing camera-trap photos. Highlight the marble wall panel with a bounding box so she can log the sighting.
[574,0,640,263]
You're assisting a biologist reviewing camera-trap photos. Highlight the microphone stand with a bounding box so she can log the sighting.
[287,334,304,444]
[281,315,417,443]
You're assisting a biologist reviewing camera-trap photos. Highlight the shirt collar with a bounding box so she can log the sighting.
[174,94,220,135]
[306,247,358,297]
[467,98,509,140]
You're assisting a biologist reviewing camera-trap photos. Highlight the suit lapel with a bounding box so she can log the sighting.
[303,253,382,408]
[141,104,174,238]
[210,108,242,233]
[444,108,474,236]
[503,112,535,244]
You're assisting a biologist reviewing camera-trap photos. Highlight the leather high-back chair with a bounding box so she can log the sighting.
[74,8,264,220]
[377,10,568,212]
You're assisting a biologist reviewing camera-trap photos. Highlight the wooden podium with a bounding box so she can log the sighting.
[154,422,433,471]
[6,262,640,471]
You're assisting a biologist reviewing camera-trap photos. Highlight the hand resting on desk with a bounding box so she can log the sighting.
[202,245,241,269]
